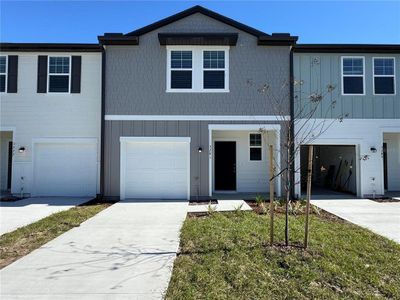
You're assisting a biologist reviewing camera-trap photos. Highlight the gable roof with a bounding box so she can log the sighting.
[98,5,297,46]
[126,5,268,37]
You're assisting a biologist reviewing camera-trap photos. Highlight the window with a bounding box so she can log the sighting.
[48,56,70,93]
[373,58,395,95]
[167,46,229,92]
[342,57,364,95]
[0,56,6,93]
[203,51,225,89]
[249,133,262,161]
[170,51,192,89]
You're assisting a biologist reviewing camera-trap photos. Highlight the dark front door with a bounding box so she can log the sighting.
[383,142,388,190]
[7,141,12,190]
[214,141,236,190]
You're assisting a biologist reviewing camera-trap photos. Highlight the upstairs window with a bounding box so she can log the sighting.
[373,58,395,95]
[170,51,192,89]
[167,46,229,92]
[249,133,262,161]
[342,57,365,95]
[203,51,225,89]
[0,56,6,93]
[48,56,70,93]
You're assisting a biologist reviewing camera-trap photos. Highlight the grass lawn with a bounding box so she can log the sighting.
[166,210,400,299]
[0,200,112,269]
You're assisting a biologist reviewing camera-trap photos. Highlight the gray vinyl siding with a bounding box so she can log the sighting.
[104,120,287,198]
[294,53,400,119]
[105,13,291,115]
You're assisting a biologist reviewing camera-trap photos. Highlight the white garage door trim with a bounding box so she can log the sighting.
[32,137,98,197]
[120,137,191,200]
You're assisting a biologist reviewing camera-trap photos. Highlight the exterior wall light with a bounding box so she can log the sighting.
[18,147,26,153]
[370,147,377,153]
[198,147,203,153]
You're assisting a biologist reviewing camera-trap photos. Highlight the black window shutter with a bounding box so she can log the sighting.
[37,56,48,93]
[7,56,18,93]
[71,56,81,93]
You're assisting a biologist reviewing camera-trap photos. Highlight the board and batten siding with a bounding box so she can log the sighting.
[294,53,400,119]
[104,120,287,198]
[105,13,291,116]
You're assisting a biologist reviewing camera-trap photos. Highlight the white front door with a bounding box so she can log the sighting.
[120,137,190,200]
[33,140,98,197]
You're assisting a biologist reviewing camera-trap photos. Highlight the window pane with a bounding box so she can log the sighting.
[250,134,262,146]
[203,71,224,89]
[374,58,394,75]
[374,77,395,94]
[171,51,192,69]
[343,58,363,75]
[0,74,5,92]
[343,76,363,94]
[49,57,70,74]
[0,56,6,73]
[203,51,225,69]
[49,75,69,92]
[171,71,192,89]
[250,148,262,161]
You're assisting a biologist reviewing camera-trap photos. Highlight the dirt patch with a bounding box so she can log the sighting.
[370,198,400,203]
[189,199,218,206]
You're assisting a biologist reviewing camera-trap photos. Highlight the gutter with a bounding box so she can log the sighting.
[99,46,106,199]
[289,47,296,199]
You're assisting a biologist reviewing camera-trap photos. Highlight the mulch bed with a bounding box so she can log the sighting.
[189,199,218,206]
[370,198,400,203]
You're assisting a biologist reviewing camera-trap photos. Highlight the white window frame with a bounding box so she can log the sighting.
[47,55,71,94]
[166,45,229,93]
[341,56,365,96]
[249,132,263,161]
[0,55,7,93]
[372,57,396,96]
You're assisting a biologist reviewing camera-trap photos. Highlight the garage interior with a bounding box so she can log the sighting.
[301,145,357,196]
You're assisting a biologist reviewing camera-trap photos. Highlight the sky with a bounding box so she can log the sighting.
[1,1,399,44]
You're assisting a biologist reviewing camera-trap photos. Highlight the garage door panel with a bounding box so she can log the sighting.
[34,142,97,197]
[121,139,189,200]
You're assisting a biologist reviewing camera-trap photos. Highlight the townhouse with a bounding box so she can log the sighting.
[1,6,398,200]
[293,45,400,198]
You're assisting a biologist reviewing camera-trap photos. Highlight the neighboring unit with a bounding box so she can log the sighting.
[293,45,400,198]
[0,43,102,197]
[99,5,297,200]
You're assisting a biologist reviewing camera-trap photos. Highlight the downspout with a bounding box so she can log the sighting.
[99,45,106,199]
[289,46,295,199]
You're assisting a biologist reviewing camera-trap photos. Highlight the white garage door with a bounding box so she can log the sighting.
[33,140,98,197]
[120,137,190,200]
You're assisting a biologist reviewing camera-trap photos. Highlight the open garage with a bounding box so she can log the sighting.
[301,145,357,197]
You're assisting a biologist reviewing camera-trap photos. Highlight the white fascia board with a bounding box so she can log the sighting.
[106,115,290,121]
[208,124,281,131]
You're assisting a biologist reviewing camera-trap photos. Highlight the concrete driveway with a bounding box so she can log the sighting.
[0,200,188,299]
[311,199,400,243]
[0,197,91,235]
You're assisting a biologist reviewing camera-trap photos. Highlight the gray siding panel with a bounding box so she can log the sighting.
[294,53,400,119]
[105,120,287,198]
[105,13,291,116]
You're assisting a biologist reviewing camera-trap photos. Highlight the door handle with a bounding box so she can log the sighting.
[233,164,236,174]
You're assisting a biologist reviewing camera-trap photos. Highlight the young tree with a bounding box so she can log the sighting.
[249,67,347,247]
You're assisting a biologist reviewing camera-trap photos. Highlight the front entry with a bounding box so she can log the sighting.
[214,141,236,191]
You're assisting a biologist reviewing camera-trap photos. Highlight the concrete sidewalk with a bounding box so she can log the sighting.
[0,200,188,299]
[0,197,91,235]
[311,199,400,243]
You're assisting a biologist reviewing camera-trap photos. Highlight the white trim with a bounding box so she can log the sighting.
[119,136,191,143]
[47,55,71,94]
[0,55,7,93]
[372,57,396,95]
[208,123,281,197]
[341,56,365,96]
[106,115,289,121]
[119,136,191,200]
[166,46,230,93]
